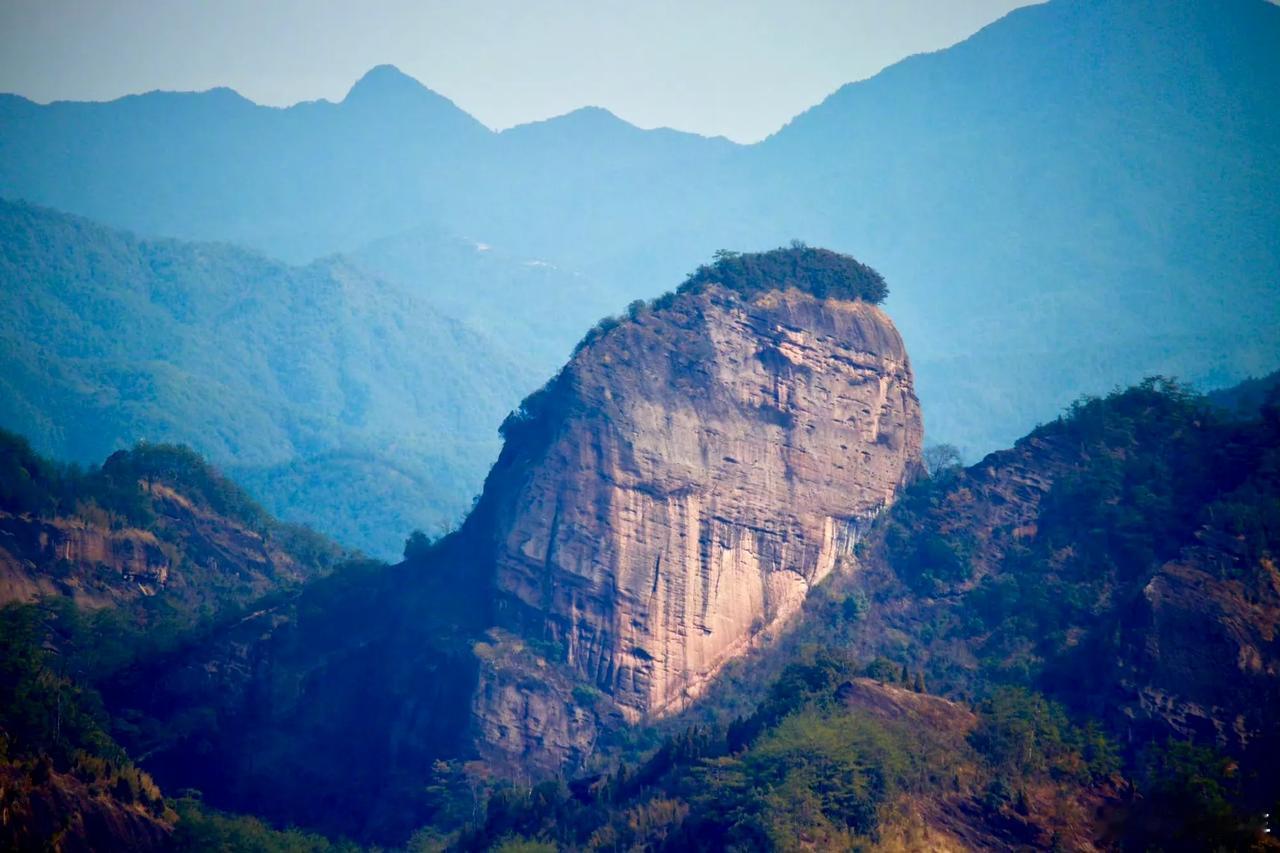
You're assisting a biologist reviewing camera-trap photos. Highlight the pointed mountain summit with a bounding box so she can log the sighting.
[343,64,426,100]
[340,64,490,132]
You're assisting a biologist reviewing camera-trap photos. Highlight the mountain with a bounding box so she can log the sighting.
[0,199,537,558]
[0,431,345,622]
[3,252,1276,848]
[348,225,620,373]
[449,379,1280,852]
[0,65,491,262]
[88,249,921,839]
[847,378,1280,764]
[2,0,1277,461]
[0,430,349,639]
[469,247,921,773]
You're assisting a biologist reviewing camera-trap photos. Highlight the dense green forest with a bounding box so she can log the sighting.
[430,657,1264,852]
[879,378,1280,711]
[1,427,345,579]
[0,430,353,681]
[0,433,379,849]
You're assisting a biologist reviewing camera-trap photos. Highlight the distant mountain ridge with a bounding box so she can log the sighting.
[3,0,1276,464]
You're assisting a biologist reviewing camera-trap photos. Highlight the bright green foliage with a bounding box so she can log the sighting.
[680,709,916,847]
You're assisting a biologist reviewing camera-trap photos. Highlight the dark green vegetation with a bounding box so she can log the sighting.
[840,378,1279,846]
[0,199,536,558]
[0,602,176,850]
[5,427,265,532]
[3,0,1277,458]
[0,597,370,852]
[419,659,1271,852]
[878,378,1280,719]
[677,245,887,305]
[567,244,885,358]
[90,527,489,844]
[441,660,1119,851]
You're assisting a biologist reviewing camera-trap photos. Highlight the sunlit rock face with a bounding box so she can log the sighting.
[472,283,923,743]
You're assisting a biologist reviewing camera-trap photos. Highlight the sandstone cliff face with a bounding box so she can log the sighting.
[474,285,922,735]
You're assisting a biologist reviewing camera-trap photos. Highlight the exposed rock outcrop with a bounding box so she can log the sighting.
[0,482,311,614]
[470,279,922,766]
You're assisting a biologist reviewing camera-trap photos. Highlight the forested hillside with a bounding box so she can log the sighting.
[0,432,365,850]
[0,199,537,557]
[1,1,1278,848]
[434,377,1280,851]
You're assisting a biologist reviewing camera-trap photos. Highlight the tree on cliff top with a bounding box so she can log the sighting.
[678,243,888,305]
[569,244,888,358]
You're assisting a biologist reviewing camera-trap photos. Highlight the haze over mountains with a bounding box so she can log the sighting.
[1,0,1277,558]
[0,200,535,556]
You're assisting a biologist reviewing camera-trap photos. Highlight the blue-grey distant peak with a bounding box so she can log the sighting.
[343,64,452,108]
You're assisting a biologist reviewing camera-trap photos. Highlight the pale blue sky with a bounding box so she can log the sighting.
[0,1,1046,142]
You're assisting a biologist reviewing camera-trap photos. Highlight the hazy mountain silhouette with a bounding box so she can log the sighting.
[1,0,1277,469]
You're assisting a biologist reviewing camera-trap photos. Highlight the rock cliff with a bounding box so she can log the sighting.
[470,262,922,759]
